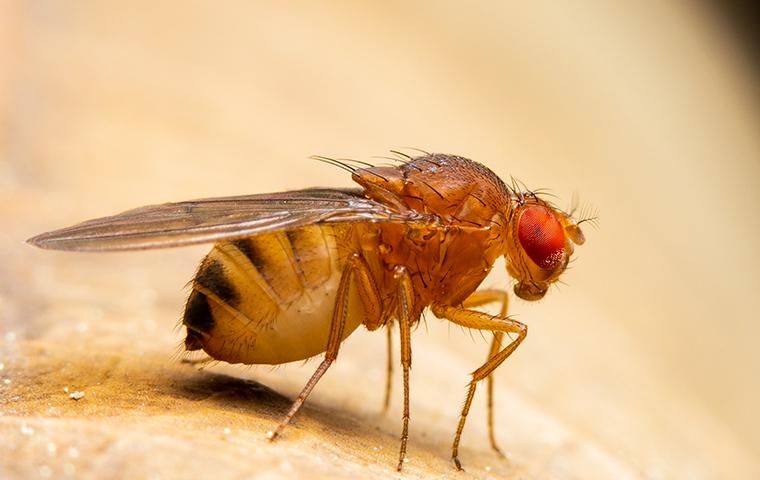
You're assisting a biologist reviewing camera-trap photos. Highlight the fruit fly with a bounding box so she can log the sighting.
[28,153,589,471]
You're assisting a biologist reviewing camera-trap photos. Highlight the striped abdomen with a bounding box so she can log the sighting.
[182,224,366,364]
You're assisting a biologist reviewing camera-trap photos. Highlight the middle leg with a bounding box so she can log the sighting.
[393,265,414,471]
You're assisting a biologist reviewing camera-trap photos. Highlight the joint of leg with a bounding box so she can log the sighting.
[518,323,528,339]
[392,264,408,279]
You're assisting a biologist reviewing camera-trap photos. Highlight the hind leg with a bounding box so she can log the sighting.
[267,253,381,440]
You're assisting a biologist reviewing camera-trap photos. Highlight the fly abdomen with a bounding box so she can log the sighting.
[181,224,364,364]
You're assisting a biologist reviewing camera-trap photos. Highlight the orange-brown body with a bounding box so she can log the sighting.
[183,155,516,364]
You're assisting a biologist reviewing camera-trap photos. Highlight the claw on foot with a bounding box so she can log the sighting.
[491,445,506,458]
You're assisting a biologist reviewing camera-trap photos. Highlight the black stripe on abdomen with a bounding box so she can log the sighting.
[196,258,239,306]
[231,238,265,271]
[183,290,213,350]
[183,256,239,351]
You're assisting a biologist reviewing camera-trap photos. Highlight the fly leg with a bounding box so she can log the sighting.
[268,253,381,441]
[394,266,414,471]
[339,254,390,413]
[461,290,509,457]
[431,303,527,471]
[383,322,393,412]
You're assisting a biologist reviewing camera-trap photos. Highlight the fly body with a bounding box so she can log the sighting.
[28,152,591,471]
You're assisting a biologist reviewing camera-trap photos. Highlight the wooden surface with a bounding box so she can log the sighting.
[2,2,760,479]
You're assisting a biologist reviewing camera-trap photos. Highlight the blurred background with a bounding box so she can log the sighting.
[2,1,759,479]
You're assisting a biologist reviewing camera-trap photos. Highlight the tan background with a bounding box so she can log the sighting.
[2,1,759,479]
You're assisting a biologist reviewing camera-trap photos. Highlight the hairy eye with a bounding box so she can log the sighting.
[517,205,566,269]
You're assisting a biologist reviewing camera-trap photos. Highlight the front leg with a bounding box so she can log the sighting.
[431,303,527,471]
[462,289,509,457]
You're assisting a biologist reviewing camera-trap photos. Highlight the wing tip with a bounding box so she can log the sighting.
[26,233,72,251]
[26,232,87,252]
[26,234,48,249]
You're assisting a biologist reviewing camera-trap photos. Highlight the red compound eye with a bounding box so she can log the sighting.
[517,205,566,269]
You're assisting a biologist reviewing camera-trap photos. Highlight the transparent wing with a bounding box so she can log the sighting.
[28,188,428,252]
